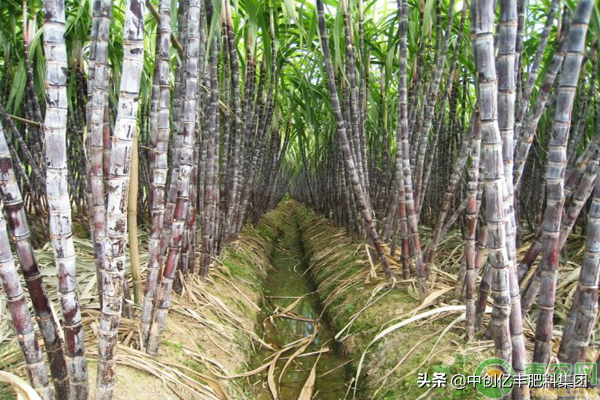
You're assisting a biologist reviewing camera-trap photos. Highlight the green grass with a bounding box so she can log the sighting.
[223,258,247,278]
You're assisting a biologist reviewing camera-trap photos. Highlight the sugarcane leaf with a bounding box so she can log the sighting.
[296,357,318,400]
[422,0,435,37]
[282,0,297,22]
[0,371,42,400]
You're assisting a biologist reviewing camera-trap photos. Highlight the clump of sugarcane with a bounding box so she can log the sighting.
[95,0,146,397]
[312,0,394,287]
[529,0,593,366]
[200,0,221,277]
[251,116,291,224]
[86,0,112,313]
[558,175,600,366]
[146,0,202,355]
[233,19,278,240]
[136,0,287,355]
[393,0,427,295]
[0,4,47,210]
[221,0,243,244]
[0,120,55,400]
[140,0,173,348]
[412,0,455,218]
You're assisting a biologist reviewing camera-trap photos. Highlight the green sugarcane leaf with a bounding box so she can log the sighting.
[422,0,435,37]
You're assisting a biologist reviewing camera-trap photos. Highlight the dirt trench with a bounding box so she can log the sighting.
[246,208,352,399]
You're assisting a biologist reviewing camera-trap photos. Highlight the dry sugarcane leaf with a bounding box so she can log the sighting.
[414,386,436,400]
[273,295,306,317]
[297,357,318,400]
[279,329,318,383]
[365,244,377,278]
[278,313,314,322]
[230,281,261,311]
[215,344,293,379]
[416,287,453,310]
[383,286,453,329]
[268,352,282,400]
[214,360,273,379]
[0,371,42,400]
[366,244,401,266]
[158,360,232,400]
[282,348,330,360]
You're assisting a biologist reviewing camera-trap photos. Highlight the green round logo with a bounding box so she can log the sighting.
[474,358,514,399]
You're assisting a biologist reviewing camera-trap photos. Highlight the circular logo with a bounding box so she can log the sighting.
[474,358,515,399]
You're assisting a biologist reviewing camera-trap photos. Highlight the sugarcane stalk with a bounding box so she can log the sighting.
[222,0,242,243]
[201,14,221,276]
[464,113,481,340]
[567,48,597,171]
[0,102,45,186]
[474,0,513,365]
[42,0,89,397]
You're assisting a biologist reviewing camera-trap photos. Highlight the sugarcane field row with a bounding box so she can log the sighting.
[0,0,600,399]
